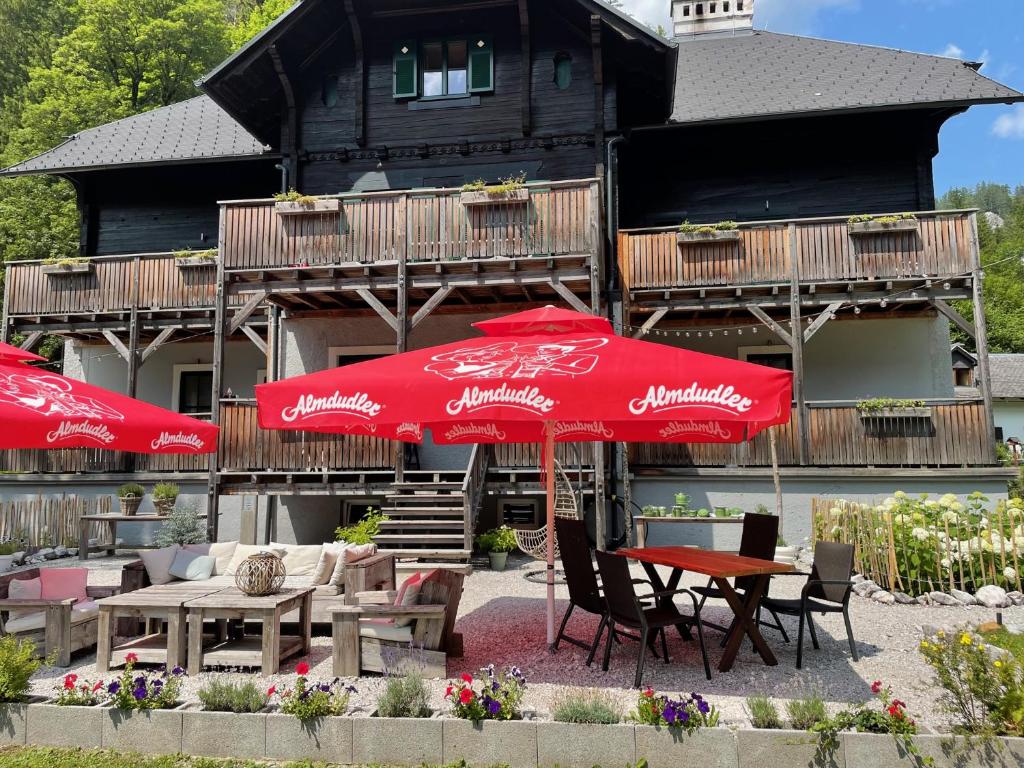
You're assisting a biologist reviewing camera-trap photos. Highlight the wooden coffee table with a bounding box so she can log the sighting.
[95,583,222,672]
[184,587,313,676]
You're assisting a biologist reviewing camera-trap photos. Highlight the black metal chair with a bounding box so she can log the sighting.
[691,513,787,642]
[594,549,711,686]
[553,518,607,663]
[759,541,858,669]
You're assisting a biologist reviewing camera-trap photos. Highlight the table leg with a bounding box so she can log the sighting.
[96,608,112,673]
[106,521,116,555]
[637,518,648,549]
[187,608,204,676]
[332,611,360,677]
[298,592,312,656]
[79,520,89,562]
[167,609,187,670]
[715,574,776,672]
[262,608,280,675]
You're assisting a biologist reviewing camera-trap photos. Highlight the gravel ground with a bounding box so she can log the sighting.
[22,552,1015,729]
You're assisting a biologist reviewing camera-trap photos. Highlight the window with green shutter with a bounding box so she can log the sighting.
[468,36,493,93]
[393,41,418,98]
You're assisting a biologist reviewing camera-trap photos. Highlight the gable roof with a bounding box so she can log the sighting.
[990,355,1024,399]
[0,95,269,177]
[670,31,1023,125]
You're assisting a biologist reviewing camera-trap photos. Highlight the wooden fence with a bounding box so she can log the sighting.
[0,495,112,549]
[221,180,600,270]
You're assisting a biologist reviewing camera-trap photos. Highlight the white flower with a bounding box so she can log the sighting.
[1009,498,1023,510]
[1005,567,1018,581]
[941,558,951,569]
[895,491,908,499]
[939,494,958,508]
[951,502,965,513]
[911,528,929,542]
[925,500,940,509]
[941,510,959,524]
[894,514,912,526]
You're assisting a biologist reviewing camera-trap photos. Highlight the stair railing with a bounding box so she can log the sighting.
[461,443,491,550]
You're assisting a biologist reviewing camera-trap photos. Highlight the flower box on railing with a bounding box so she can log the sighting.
[858,407,931,420]
[676,230,742,245]
[460,188,529,206]
[41,262,92,276]
[848,219,920,236]
[275,199,341,216]
[175,256,217,269]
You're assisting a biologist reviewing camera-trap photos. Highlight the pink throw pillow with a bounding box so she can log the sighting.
[39,568,89,603]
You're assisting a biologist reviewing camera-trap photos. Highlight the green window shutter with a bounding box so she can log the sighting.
[468,37,493,93]
[394,41,418,98]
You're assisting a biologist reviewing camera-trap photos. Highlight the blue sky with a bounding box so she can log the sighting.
[620,0,1024,196]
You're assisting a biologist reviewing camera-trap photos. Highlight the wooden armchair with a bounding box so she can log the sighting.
[331,569,465,679]
[0,568,118,667]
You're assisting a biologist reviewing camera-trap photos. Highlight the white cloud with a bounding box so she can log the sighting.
[939,43,964,58]
[993,106,1024,140]
[618,0,671,32]
[754,0,860,34]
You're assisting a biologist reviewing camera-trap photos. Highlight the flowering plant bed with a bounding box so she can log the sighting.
[105,655,185,711]
[848,215,920,235]
[446,665,527,722]
[272,662,355,720]
[54,674,104,706]
[628,688,719,733]
[460,188,529,206]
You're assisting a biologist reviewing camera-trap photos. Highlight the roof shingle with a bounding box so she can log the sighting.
[989,354,1024,399]
[671,31,1023,125]
[0,95,268,176]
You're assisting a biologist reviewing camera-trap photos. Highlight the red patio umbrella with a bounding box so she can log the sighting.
[256,306,792,643]
[0,360,218,454]
[0,342,46,364]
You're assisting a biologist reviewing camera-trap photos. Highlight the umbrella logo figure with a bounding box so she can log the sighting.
[425,338,607,380]
[0,370,124,421]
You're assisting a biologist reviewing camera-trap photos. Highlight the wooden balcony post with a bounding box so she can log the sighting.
[126,255,141,399]
[395,194,410,484]
[207,220,227,542]
[788,223,809,465]
[0,266,10,344]
[969,213,997,460]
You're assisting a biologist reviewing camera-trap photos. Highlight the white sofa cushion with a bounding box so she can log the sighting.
[271,543,324,578]
[5,601,98,634]
[168,550,215,581]
[225,544,286,576]
[140,546,180,585]
[6,578,41,619]
[312,543,346,585]
[359,619,414,643]
[184,541,239,576]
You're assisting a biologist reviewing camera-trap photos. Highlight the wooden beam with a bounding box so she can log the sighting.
[410,287,453,330]
[930,298,976,340]
[269,44,299,189]
[517,0,532,136]
[240,325,268,355]
[101,330,131,362]
[228,291,267,335]
[632,309,668,339]
[969,213,997,456]
[590,15,605,172]
[140,327,176,365]
[551,281,591,314]
[356,289,399,332]
[343,0,366,147]
[18,331,44,352]
[803,302,843,344]
[745,305,794,347]
[788,223,809,466]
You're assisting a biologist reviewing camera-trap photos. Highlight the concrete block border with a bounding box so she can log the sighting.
[9,703,1024,768]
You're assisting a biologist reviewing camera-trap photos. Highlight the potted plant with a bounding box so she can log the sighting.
[174,248,217,268]
[273,189,340,215]
[713,507,731,518]
[642,505,658,518]
[117,483,146,516]
[151,482,179,515]
[476,525,518,571]
[847,213,919,235]
[696,508,711,518]
[41,256,92,275]
[856,398,930,419]
[460,173,529,206]
[775,535,799,564]
[677,220,741,244]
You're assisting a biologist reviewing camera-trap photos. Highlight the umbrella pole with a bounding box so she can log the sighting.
[545,421,556,648]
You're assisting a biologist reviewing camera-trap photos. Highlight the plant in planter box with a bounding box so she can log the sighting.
[786,694,827,730]
[856,398,927,416]
[116,483,145,516]
[0,636,51,703]
[628,687,719,733]
[460,172,529,204]
[197,679,269,713]
[272,662,355,720]
[335,508,388,545]
[476,526,518,571]
[154,501,206,547]
[106,656,184,710]
[377,674,431,718]
[745,695,782,730]
[552,687,622,724]
[446,665,527,722]
[55,673,105,706]
[151,482,179,515]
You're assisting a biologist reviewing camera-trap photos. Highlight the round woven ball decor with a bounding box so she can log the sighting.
[234,552,286,596]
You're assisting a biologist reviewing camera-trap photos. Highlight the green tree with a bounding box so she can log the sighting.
[229,0,293,50]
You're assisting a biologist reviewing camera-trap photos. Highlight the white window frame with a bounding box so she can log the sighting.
[327,345,394,368]
[171,363,214,415]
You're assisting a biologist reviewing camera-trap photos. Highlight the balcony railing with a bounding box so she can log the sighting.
[630,401,994,468]
[5,252,223,318]
[0,449,208,474]
[220,179,601,271]
[617,211,978,292]
[218,401,395,472]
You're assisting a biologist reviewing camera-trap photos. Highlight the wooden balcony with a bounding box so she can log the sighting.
[629,401,994,469]
[221,180,602,311]
[0,449,207,475]
[618,211,979,310]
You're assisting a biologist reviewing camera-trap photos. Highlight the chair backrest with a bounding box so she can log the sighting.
[413,569,465,651]
[595,550,642,626]
[807,541,855,604]
[736,514,780,592]
[555,518,603,615]
[0,568,41,599]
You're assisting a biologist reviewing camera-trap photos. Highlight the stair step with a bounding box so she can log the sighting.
[387,493,463,502]
[374,534,465,544]
[381,549,472,560]
[379,520,465,529]
[391,482,463,490]
[381,506,465,514]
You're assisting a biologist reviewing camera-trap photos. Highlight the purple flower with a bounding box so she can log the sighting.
[664,706,677,725]
[152,679,164,688]
[107,682,121,695]
[134,676,146,687]
[487,698,501,716]
[171,666,184,677]
[346,685,358,694]
[491,681,500,693]
[132,687,147,701]
[679,710,690,724]
[318,684,332,693]
[698,700,710,715]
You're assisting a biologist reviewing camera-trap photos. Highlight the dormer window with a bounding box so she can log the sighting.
[394,37,493,100]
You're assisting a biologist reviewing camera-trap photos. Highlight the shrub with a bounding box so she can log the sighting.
[55,674,104,706]
[476,525,518,554]
[197,679,269,713]
[552,688,622,724]
[0,636,47,703]
[920,629,1024,737]
[335,508,388,545]
[678,220,738,234]
[809,682,926,764]
[377,675,431,718]
[273,663,354,720]
[786,694,828,730]
[154,501,206,547]
[446,665,527,722]
[0,540,17,556]
[116,483,145,498]
[856,398,926,412]
[745,695,782,729]
[628,687,719,733]
[105,656,184,711]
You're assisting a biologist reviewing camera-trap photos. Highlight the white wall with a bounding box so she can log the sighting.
[995,401,1024,442]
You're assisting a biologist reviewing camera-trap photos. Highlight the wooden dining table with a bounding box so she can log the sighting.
[617,546,795,672]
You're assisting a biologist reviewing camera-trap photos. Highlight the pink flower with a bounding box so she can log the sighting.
[871,680,883,694]
[444,685,453,699]
[125,653,138,664]
[92,681,103,693]
[267,685,277,697]
[295,662,310,676]
[63,674,77,690]
[461,673,473,684]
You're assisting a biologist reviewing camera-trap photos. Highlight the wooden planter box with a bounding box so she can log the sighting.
[175,257,216,269]
[41,262,92,276]
[677,230,741,245]
[848,219,920,236]
[275,199,340,215]
[460,188,529,206]
[859,407,931,419]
